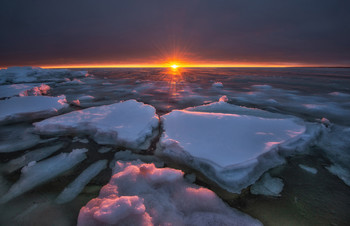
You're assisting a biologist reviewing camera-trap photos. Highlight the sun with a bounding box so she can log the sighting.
[171,64,178,69]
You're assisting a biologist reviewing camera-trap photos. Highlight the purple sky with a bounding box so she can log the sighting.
[1,0,350,67]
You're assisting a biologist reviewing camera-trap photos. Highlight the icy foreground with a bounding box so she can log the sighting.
[0,66,87,84]
[78,161,262,226]
[0,95,68,124]
[157,100,322,193]
[0,149,87,203]
[34,100,159,150]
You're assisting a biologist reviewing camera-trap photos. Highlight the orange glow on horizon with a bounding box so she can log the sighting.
[1,61,336,69]
[34,62,316,69]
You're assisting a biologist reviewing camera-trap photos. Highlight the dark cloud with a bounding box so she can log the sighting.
[1,0,349,66]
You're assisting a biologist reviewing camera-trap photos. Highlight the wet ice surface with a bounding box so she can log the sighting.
[1,67,350,225]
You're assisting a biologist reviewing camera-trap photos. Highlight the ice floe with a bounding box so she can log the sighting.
[157,100,322,193]
[34,100,159,150]
[56,160,107,204]
[77,161,262,226]
[0,148,88,203]
[0,95,68,124]
[250,173,284,196]
[0,67,87,84]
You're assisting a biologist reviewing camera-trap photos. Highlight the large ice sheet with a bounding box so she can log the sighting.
[34,100,159,150]
[78,161,262,226]
[157,101,322,193]
[0,67,87,84]
[0,95,68,124]
[0,148,87,203]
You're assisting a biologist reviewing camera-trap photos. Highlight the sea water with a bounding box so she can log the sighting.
[0,68,349,225]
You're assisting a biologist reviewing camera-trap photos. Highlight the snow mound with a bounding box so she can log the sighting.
[157,101,322,193]
[0,148,87,203]
[250,173,284,196]
[34,100,159,150]
[56,160,107,204]
[0,95,68,124]
[0,67,87,84]
[77,161,262,226]
[212,82,223,88]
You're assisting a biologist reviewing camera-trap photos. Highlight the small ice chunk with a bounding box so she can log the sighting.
[56,160,107,204]
[34,100,159,150]
[0,148,88,203]
[299,164,317,174]
[72,137,89,144]
[77,161,262,226]
[212,82,223,88]
[250,173,284,196]
[98,147,113,153]
[0,95,68,124]
[1,143,65,173]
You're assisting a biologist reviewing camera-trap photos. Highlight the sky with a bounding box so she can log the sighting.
[1,0,350,68]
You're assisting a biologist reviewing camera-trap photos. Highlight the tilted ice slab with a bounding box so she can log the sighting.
[56,160,107,204]
[0,148,87,204]
[317,124,350,186]
[0,124,41,153]
[157,100,323,193]
[1,143,65,173]
[0,66,87,84]
[0,95,68,124]
[34,100,159,150]
[78,161,262,226]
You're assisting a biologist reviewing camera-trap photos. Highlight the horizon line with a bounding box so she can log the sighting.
[1,63,349,69]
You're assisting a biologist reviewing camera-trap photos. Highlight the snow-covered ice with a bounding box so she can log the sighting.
[77,161,262,226]
[0,148,88,203]
[0,67,87,84]
[250,173,284,196]
[299,164,317,174]
[56,160,107,204]
[34,100,159,150]
[157,100,322,193]
[0,95,68,124]
[0,83,50,98]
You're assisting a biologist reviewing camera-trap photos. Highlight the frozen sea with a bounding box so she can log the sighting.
[0,67,350,225]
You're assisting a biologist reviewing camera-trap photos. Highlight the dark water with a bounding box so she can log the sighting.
[1,67,350,225]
